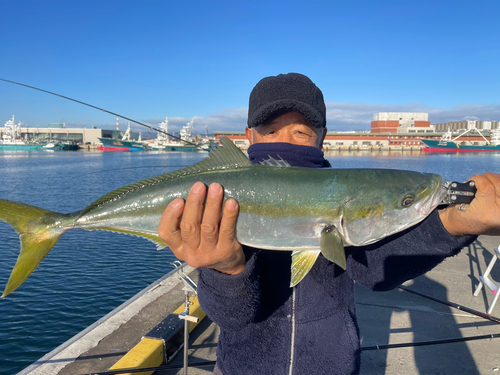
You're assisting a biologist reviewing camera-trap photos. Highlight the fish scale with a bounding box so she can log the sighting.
[0,137,445,296]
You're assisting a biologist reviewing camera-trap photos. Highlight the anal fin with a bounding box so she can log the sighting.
[290,250,320,287]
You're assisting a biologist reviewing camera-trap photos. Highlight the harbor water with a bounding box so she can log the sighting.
[0,149,499,374]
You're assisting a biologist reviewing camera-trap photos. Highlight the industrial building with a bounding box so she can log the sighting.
[370,112,434,133]
[434,120,500,132]
[0,125,142,145]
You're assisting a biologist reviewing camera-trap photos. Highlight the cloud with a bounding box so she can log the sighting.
[138,108,248,135]
[427,104,500,125]
[325,102,500,131]
[68,102,500,134]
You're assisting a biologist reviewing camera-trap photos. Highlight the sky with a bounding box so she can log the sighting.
[0,0,499,135]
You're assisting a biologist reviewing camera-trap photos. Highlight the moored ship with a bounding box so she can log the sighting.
[98,123,148,151]
[422,128,500,152]
[0,115,43,150]
[149,118,216,152]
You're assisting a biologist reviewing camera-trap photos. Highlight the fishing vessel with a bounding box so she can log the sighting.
[149,118,215,152]
[421,128,500,152]
[98,123,148,151]
[0,116,43,150]
[42,141,80,151]
[42,142,63,150]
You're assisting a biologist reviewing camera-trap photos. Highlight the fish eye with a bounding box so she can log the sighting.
[402,195,415,207]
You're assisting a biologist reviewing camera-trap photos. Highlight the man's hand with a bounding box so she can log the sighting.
[158,182,246,275]
[439,173,500,236]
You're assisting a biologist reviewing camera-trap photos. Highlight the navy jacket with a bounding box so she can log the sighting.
[198,143,476,375]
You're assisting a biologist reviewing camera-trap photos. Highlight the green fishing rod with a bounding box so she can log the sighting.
[0,78,205,150]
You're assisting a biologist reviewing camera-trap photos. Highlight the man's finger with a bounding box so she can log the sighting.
[469,174,495,204]
[219,198,239,246]
[483,173,500,198]
[463,173,500,235]
[158,198,185,256]
[200,183,224,246]
[179,182,206,247]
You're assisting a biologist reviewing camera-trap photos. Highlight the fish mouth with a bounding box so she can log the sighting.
[414,183,447,216]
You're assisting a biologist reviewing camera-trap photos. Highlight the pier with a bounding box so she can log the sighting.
[19,235,500,375]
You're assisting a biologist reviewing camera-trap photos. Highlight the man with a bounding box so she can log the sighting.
[158,73,500,374]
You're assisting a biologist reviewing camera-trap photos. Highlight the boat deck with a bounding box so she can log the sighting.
[21,235,500,375]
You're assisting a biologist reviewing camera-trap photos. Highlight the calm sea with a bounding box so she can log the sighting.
[0,149,499,374]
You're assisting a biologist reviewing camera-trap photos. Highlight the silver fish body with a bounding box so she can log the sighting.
[0,137,445,296]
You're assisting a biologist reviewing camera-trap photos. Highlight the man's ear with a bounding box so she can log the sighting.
[245,127,253,145]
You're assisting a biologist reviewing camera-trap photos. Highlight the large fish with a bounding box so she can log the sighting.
[0,137,446,297]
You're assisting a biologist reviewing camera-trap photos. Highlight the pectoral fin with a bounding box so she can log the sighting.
[320,225,346,270]
[290,250,320,287]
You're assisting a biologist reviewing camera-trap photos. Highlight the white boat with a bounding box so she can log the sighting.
[42,142,62,150]
[148,117,171,150]
[149,118,207,152]
[98,123,148,151]
[0,116,42,150]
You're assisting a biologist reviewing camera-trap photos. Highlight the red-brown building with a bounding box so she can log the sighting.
[370,112,431,134]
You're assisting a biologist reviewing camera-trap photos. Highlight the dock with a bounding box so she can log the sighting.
[19,235,500,375]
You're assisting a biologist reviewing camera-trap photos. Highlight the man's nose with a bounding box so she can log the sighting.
[276,131,293,143]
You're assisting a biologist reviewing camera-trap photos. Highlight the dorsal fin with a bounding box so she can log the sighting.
[79,137,252,217]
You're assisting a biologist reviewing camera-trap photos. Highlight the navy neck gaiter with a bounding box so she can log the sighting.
[247,142,331,168]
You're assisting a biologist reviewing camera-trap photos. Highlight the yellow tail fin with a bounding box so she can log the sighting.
[0,198,70,297]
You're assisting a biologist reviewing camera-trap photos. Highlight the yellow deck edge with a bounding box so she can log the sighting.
[109,296,206,375]
[109,337,163,375]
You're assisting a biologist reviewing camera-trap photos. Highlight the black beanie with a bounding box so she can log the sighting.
[247,73,326,128]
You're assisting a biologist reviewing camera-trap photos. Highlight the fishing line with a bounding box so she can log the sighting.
[0,78,204,149]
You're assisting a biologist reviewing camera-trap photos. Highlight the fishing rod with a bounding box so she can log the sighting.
[85,332,500,375]
[398,285,500,324]
[0,78,204,149]
[361,333,500,351]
